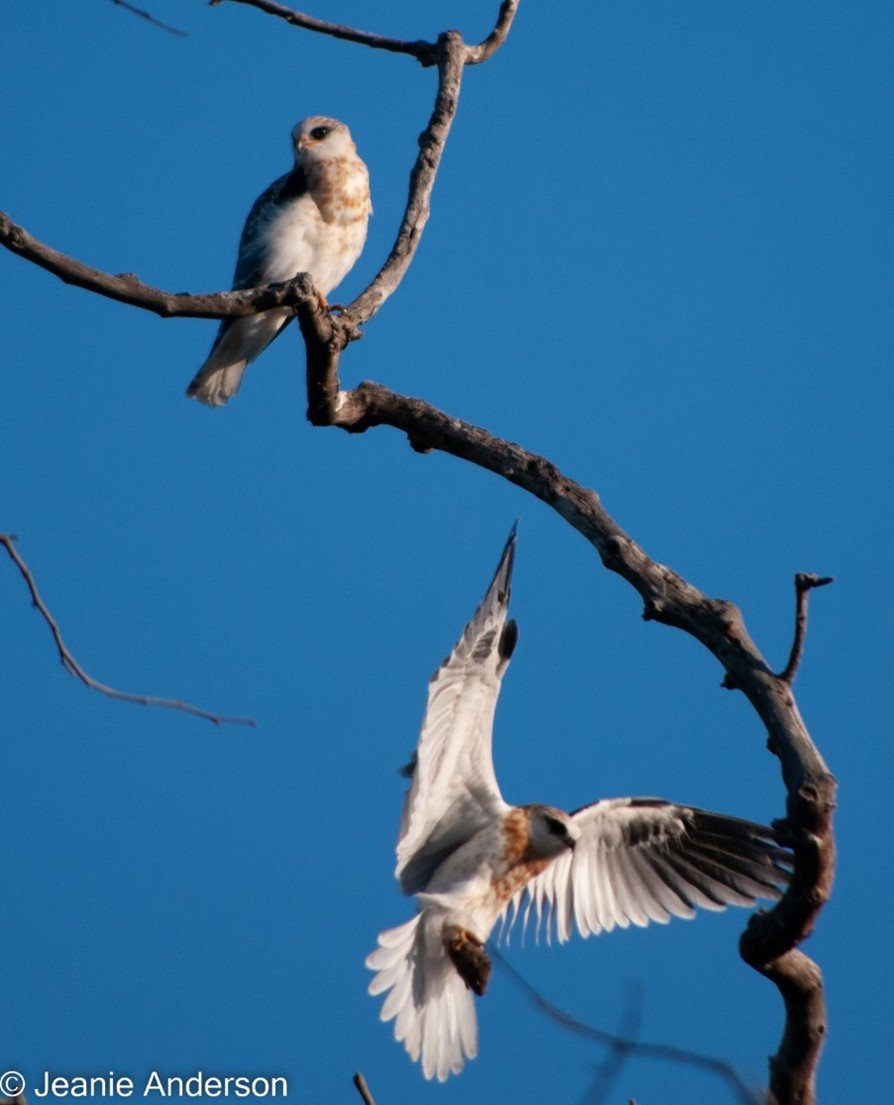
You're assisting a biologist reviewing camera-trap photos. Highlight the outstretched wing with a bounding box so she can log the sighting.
[508,798,791,943]
[396,526,519,894]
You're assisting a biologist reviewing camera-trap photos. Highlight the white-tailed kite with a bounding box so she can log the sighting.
[187,116,371,406]
[366,526,791,1081]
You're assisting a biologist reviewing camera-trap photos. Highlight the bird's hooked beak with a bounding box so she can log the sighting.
[296,135,310,152]
[565,822,582,850]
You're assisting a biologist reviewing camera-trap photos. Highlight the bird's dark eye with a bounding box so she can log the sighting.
[545,817,566,836]
[310,125,331,141]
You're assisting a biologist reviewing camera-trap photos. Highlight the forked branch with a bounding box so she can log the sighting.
[213,0,520,67]
[0,1,510,348]
[1,535,256,727]
[300,366,835,1104]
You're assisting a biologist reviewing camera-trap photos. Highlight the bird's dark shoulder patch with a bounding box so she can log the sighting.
[499,618,519,661]
[277,165,309,204]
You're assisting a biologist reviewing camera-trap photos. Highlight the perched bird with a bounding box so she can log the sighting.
[366,527,791,1081]
[187,116,371,406]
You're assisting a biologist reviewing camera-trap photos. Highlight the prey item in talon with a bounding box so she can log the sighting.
[444,926,492,996]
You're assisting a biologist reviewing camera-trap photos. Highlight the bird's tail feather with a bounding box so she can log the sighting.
[186,310,290,407]
[366,913,477,1082]
[186,357,248,407]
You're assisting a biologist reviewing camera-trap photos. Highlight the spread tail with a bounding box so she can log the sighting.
[366,913,477,1082]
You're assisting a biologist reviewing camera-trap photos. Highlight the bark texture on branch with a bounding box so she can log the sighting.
[0,213,322,321]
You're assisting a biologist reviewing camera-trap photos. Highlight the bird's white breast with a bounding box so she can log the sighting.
[258,159,370,297]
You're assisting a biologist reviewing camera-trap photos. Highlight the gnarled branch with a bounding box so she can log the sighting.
[343,31,467,326]
[1,3,833,1099]
[215,0,520,68]
[0,213,322,321]
[0,7,515,333]
[299,358,835,1104]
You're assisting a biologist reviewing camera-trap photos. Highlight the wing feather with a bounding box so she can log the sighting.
[395,527,518,894]
[507,797,790,943]
[204,168,308,357]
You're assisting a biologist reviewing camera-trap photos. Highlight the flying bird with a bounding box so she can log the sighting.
[366,527,791,1081]
[187,116,371,406]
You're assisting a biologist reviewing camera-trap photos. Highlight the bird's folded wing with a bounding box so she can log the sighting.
[229,169,307,291]
[396,527,519,894]
[203,169,302,355]
[506,798,792,943]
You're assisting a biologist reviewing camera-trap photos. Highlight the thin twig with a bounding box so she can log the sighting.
[492,950,762,1105]
[351,1073,376,1105]
[778,573,833,685]
[581,982,644,1105]
[111,0,187,36]
[1,534,256,727]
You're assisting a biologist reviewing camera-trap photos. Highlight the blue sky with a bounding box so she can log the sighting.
[2,1,891,1102]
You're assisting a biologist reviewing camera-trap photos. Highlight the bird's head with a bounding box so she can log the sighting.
[527,805,581,858]
[292,116,357,164]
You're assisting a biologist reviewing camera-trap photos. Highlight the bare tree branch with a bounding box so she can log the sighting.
[299,368,835,1104]
[342,32,467,326]
[0,213,323,321]
[213,0,520,68]
[110,0,187,36]
[0,22,486,333]
[351,1073,376,1105]
[580,982,644,1105]
[465,0,520,64]
[1,534,256,728]
[778,573,834,685]
[492,950,762,1105]
[1,4,833,1098]
[0,7,516,347]
[211,0,436,63]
